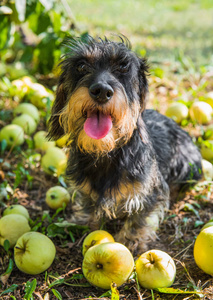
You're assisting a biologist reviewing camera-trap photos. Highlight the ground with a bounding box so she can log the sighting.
[1,72,213,299]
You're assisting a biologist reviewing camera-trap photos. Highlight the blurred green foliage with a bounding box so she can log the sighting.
[0,0,77,74]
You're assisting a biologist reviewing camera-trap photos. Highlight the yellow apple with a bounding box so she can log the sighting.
[56,134,69,147]
[12,114,37,135]
[14,232,56,275]
[201,159,213,180]
[0,214,31,248]
[0,124,25,148]
[165,102,188,123]
[200,141,213,161]
[189,101,212,124]
[14,103,40,124]
[41,146,67,176]
[201,222,213,231]
[3,204,29,220]
[33,130,56,151]
[194,227,213,275]
[82,230,115,256]
[135,249,176,289]
[82,242,134,289]
[45,186,70,209]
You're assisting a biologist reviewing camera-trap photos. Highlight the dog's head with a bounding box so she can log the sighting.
[48,36,149,155]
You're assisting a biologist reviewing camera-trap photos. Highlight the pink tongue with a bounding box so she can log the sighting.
[84,111,112,140]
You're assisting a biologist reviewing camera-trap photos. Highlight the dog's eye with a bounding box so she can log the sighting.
[117,63,129,73]
[77,63,89,74]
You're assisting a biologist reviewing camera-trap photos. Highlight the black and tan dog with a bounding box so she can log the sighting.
[48,36,202,252]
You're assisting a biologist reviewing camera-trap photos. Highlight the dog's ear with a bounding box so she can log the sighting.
[138,57,149,111]
[47,80,67,140]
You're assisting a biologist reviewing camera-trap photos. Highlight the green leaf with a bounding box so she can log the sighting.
[194,220,204,228]
[154,287,203,295]
[51,289,63,300]
[0,15,11,50]
[24,279,37,300]
[3,239,10,252]
[2,258,14,275]
[0,284,18,296]
[183,203,200,218]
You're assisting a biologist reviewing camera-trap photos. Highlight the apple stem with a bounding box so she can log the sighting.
[149,253,155,264]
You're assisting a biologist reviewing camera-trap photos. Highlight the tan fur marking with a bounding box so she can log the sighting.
[57,87,140,155]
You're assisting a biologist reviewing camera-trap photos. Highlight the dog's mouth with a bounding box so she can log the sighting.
[84,110,112,140]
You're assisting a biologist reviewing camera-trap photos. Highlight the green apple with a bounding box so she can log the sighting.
[204,124,213,140]
[82,242,134,289]
[0,214,31,248]
[14,232,56,275]
[201,159,213,180]
[3,204,30,220]
[41,146,67,176]
[14,103,40,124]
[82,230,115,256]
[12,114,37,135]
[45,186,70,209]
[165,102,188,123]
[33,131,56,151]
[0,124,25,148]
[29,83,54,109]
[189,101,212,124]
[10,79,28,98]
[200,141,213,161]
[135,249,176,289]
[194,227,213,275]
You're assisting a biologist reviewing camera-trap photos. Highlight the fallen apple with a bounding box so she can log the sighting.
[194,226,213,275]
[201,159,213,180]
[82,242,134,289]
[0,124,25,148]
[34,131,56,151]
[201,221,213,231]
[12,114,37,135]
[41,146,67,176]
[33,130,56,151]
[14,103,40,124]
[189,101,212,124]
[0,214,31,248]
[29,83,54,109]
[3,204,30,220]
[56,134,69,148]
[10,79,28,98]
[165,102,188,123]
[45,186,70,209]
[204,124,213,140]
[200,141,213,161]
[82,230,115,256]
[135,249,176,289]
[14,232,56,275]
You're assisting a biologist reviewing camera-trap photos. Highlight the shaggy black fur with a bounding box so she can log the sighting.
[48,36,202,252]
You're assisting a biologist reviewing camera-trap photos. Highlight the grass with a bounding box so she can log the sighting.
[70,0,213,66]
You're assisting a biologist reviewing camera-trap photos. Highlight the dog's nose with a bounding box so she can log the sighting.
[89,83,114,103]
